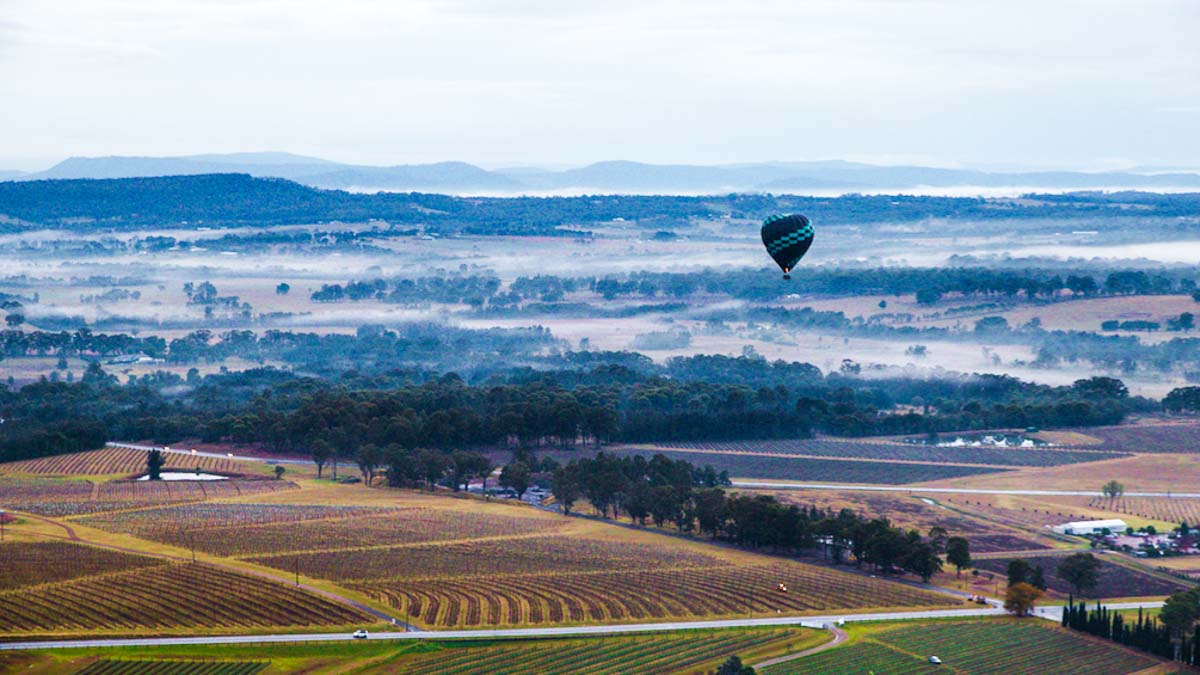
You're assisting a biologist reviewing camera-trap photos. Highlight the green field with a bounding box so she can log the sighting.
[9,628,822,674]
[75,660,268,675]
[764,619,1161,674]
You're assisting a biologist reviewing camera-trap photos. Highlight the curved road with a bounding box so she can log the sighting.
[752,625,848,669]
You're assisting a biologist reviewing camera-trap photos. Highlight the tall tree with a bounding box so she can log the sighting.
[1004,582,1043,617]
[449,450,493,492]
[1160,589,1200,640]
[946,536,972,577]
[310,440,332,479]
[499,461,532,498]
[551,465,581,515]
[1029,565,1048,591]
[1102,479,1125,499]
[1057,552,1102,596]
[1006,558,1034,587]
[904,541,943,583]
[146,448,164,481]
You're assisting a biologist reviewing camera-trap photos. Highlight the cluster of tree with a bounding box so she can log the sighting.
[1033,330,1200,374]
[0,417,108,464]
[550,452,729,520]
[134,229,396,254]
[550,456,968,583]
[1064,600,1185,662]
[311,276,502,306]
[182,281,251,317]
[715,656,756,675]
[352,444,494,489]
[1007,552,1101,595]
[1100,315,1197,333]
[0,323,560,379]
[1164,386,1200,412]
[313,266,1200,310]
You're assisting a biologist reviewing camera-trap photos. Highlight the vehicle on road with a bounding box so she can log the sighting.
[352,629,368,639]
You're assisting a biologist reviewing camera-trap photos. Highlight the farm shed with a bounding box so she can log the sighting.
[1052,519,1127,535]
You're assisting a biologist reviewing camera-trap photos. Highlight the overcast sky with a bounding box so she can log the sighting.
[1,0,1197,171]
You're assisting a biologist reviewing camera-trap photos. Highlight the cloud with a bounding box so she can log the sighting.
[0,0,1197,169]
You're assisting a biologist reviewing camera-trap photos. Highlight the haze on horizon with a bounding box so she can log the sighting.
[1,0,1198,172]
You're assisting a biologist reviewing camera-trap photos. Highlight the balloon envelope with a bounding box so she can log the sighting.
[761,214,813,277]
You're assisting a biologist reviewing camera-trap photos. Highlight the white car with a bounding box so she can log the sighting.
[352,629,369,639]
[929,656,942,664]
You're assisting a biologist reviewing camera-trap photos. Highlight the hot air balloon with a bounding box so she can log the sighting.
[761,214,813,279]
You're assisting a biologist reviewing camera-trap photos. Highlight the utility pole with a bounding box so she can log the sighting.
[295,557,300,586]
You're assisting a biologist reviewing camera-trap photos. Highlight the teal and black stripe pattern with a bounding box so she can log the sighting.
[760,214,814,272]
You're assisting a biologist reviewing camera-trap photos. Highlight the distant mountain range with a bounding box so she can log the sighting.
[3,152,1200,195]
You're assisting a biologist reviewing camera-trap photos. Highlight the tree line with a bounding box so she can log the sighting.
[6,174,1199,232]
[0,352,1147,465]
[1064,599,1194,664]
[550,452,970,584]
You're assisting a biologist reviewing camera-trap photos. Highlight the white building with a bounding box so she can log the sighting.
[1052,519,1128,536]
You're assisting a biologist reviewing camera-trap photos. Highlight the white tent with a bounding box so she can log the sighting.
[1052,519,1127,535]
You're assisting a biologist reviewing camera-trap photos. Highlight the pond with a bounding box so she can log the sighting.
[136,472,228,481]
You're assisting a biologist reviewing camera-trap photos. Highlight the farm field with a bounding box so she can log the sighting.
[0,552,372,635]
[1069,422,1200,454]
[77,506,567,557]
[0,627,823,674]
[608,447,1011,484]
[0,475,294,516]
[351,560,951,627]
[395,628,818,674]
[762,640,930,675]
[767,490,1051,553]
[0,473,960,633]
[77,503,400,533]
[650,438,1128,467]
[939,493,1101,530]
[971,554,1191,598]
[874,619,1158,674]
[76,660,268,675]
[927,452,1200,492]
[1087,496,1200,525]
[0,445,259,477]
[766,619,1163,674]
[0,541,163,591]
[247,528,955,627]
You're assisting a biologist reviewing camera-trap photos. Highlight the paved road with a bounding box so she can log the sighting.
[733,481,1200,498]
[0,606,1010,652]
